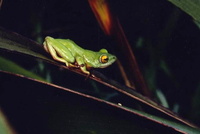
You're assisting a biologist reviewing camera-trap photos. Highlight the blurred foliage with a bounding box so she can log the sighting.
[0,56,47,82]
[168,0,200,22]
[0,109,16,134]
[1,0,200,133]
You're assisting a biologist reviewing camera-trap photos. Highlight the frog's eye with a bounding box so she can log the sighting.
[100,55,109,63]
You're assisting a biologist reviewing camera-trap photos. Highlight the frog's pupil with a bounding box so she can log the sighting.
[104,57,108,61]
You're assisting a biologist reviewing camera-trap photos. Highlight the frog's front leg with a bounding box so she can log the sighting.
[76,56,90,75]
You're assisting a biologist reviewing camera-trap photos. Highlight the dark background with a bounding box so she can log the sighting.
[1,0,200,125]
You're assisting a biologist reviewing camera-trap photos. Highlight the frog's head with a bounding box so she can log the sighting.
[97,49,117,68]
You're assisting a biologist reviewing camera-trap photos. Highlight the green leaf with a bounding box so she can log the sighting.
[0,109,15,134]
[168,0,200,22]
[0,56,46,81]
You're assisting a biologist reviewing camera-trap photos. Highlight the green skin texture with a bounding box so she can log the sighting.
[43,36,117,74]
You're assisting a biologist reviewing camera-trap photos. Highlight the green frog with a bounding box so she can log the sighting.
[43,36,117,74]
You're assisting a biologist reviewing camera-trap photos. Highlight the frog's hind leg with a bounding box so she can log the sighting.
[44,43,70,66]
[44,43,49,53]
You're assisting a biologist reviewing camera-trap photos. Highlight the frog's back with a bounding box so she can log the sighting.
[56,39,84,56]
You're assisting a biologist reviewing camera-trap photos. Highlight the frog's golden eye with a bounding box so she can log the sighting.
[100,55,109,63]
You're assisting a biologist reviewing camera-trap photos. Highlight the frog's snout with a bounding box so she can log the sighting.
[112,55,117,62]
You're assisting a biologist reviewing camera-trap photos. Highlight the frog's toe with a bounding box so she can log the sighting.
[65,62,69,67]
[82,69,90,75]
[68,63,79,68]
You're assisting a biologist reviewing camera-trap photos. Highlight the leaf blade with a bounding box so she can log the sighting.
[168,0,200,22]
